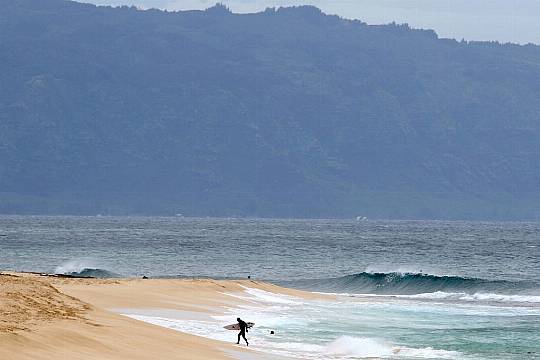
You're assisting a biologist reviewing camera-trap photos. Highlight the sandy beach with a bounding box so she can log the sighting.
[0,272,315,360]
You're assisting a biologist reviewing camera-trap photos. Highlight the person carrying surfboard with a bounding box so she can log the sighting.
[236,317,249,346]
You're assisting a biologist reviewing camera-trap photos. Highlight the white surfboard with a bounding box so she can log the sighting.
[224,322,254,330]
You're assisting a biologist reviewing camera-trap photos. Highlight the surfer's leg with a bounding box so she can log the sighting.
[237,332,241,344]
[242,332,249,346]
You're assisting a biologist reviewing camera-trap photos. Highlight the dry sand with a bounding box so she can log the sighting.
[0,272,320,360]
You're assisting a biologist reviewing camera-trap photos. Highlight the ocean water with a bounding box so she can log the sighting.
[1,216,539,359]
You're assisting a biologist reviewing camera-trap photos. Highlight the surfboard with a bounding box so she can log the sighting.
[224,322,254,330]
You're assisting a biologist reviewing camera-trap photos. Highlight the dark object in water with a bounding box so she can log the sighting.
[142,275,148,279]
[55,273,95,279]
[270,330,275,334]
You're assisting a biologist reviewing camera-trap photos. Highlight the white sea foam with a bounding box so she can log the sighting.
[325,336,394,357]
[240,287,304,305]
[403,291,540,304]
[124,314,462,360]
[325,336,460,359]
[397,346,461,359]
[316,290,540,305]
[121,285,471,360]
[363,265,445,276]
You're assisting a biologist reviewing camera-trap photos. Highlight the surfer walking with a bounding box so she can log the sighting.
[236,317,249,346]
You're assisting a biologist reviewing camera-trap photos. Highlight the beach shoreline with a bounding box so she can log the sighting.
[0,272,316,360]
[2,271,538,360]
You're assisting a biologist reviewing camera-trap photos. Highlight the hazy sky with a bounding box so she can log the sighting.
[86,0,540,44]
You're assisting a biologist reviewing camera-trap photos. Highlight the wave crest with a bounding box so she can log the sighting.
[282,271,536,295]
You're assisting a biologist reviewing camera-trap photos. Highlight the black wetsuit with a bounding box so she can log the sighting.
[237,319,249,346]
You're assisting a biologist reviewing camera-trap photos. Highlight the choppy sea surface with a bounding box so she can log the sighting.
[1,216,539,359]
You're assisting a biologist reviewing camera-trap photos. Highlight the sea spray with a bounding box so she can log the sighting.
[55,259,98,274]
[325,336,394,357]
[324,336,461,359]
[54,259,120,278]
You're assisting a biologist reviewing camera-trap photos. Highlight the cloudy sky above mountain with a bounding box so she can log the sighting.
[84,0,540,44]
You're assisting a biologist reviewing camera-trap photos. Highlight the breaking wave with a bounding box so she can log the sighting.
[281,271,537,296]
[325,336,460,359]
[54,260,120,278]
[59,268,120,278]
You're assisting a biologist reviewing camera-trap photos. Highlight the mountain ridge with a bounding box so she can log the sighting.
[1,0,540,219]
